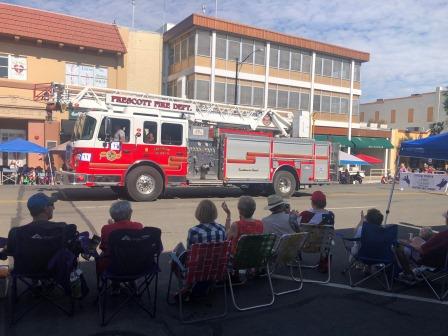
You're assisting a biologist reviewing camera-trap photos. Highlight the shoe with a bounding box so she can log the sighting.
[396,272,420,285]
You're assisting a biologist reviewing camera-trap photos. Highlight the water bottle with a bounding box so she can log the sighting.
[70,269,82,299]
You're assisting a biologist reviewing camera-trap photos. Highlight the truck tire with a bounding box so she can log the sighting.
[273,171,297,198]
[125,166,163,202]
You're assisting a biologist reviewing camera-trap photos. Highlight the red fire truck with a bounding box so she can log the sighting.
[41,84,333,201]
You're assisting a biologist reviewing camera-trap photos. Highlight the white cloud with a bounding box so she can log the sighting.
[5,0,448,101]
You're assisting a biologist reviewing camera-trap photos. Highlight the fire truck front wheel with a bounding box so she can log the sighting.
[273,171,297,198]
[125,166,163,202]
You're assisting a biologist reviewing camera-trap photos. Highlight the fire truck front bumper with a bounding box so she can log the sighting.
[55,171,121,186]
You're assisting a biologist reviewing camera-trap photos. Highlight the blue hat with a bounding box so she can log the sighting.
[27,193,57,214]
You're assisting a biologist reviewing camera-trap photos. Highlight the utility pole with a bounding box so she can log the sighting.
[215,0,218,17]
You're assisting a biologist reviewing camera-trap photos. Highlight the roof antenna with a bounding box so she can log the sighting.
[131,0,136,29]
[201,4,206,14]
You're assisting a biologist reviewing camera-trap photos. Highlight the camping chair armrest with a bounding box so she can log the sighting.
[169,252,186,273]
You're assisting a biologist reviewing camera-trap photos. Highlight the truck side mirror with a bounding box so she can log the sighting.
[104,117,112,142]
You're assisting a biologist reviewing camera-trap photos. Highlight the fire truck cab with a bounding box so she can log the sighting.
[50,85,332,201]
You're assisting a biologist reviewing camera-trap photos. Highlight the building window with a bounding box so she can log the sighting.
[196,80,210,101]
[277,90,289,108]
[253,87,264,107]
[352,99,360,115]
[241,39,254,64]
[186,79,194,99]
[0,55,8,78]
[408,108,414,123]
[332,60,342,78]
[331,96,340,114]
[302,53,311,73]
[216,33,227,59]
[181,39,188,61]
[214,82,226,103]
[239,85,251,105]
[340,98,349,114]
[188,34,195,57]
[268,89,277,108]
[226,83,235,104]
[279,46,290,70]
[174,43,180,64]
[360,112,365,122]
[321,95,331,112]
[269,46,279,68]
[65,63,108,88]
[390,109,396,123]
[315,56,323,75]
[342,61,351,80]
[176,80,182,98]
[427,107,434,122]
[228,36,241,61]
[300,93,310,111]
[168,45,174,66]
[289,92,300,109]
[374,111,380,122]
[0,55,27,80]
[291,51,301,71]
[161,123,183,146]
[313,94,321,112]
[254,41,265,65]
[323,58,332,77]
[354,62,361,82]
[197,30,211,56]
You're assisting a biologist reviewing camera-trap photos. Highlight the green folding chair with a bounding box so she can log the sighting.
[270,232,308,295]
[228,234,276,311]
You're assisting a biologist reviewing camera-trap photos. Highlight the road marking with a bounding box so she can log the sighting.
[271,274,448,305]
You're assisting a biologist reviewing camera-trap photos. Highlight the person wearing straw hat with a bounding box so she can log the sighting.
[262,195,297,236]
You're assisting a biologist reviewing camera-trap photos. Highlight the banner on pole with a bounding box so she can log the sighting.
[399,173,448,192]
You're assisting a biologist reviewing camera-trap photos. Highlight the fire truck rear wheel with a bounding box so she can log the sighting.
[273,171,297,198]
[126,166,163,202]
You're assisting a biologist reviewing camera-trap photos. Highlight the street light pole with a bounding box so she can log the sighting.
[234,48,263,105]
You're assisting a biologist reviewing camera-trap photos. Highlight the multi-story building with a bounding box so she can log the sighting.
[163,14,397,172]
[0,3,163,167]
[360,87,447,131]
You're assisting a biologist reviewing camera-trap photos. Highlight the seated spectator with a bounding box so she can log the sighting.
[1,192,78,259]
[99,200,143,256]
[225,196,263,255]
[351,209,384,258]
[186,200,227,249]
[262,195,296,236]
[299,191,335,226]
[396,211,448,281]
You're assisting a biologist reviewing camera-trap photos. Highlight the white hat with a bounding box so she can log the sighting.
[264,194,287,211]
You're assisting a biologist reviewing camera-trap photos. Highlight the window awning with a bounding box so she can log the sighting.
[351,137,393,149]
[314,135,354,148]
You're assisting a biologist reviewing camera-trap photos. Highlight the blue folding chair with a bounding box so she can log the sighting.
[341,223,398,290]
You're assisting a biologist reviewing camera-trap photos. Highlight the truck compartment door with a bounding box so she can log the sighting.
[314,143,330,181]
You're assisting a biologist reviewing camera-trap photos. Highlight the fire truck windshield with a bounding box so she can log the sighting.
[72,114,97,141]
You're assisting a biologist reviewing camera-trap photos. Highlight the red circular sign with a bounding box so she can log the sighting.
[262,114,272,126]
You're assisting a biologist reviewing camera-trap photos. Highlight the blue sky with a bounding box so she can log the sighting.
[5,0,448,102]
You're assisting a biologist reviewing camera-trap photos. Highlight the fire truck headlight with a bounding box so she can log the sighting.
[294,161,301,168]
[273,161,279,169]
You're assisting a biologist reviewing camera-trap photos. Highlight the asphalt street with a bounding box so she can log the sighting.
[1,183,448,336]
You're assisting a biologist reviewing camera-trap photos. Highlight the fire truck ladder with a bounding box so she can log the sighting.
[47,83,293,135]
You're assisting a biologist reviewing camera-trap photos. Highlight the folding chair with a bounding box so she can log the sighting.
[341,224,397,290]
[296,224,334,284]
[269,232,308,295]
[228,234,277,311]
[8,226,75,325]
[98,227,161,326]
[394,244,448,300]
[167,241,231,323]
[2,170,17,185]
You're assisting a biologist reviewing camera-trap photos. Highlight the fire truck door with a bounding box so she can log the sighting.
[314,143,330,180]
[97,116,134,165]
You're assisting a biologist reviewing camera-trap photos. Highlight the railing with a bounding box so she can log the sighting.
[369,169,386,178]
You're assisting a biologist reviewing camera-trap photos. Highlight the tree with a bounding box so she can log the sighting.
[429,121,445,135]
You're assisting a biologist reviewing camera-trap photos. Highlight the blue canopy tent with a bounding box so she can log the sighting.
[0,138,53,184]
[385,132,448,223]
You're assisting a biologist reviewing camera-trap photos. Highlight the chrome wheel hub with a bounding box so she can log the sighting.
[278,177,292,194]
[136,174,155,195]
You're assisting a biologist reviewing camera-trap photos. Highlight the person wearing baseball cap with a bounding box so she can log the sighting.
[1,192,78,258]
[299,190,335,273]
[262,195,296,236]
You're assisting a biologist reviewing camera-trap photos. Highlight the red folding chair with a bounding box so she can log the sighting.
[167,241,231,323]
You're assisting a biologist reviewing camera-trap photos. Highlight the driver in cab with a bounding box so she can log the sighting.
[113,125,126,143]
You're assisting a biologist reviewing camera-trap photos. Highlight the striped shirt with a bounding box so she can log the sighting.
[187,222,226,249]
